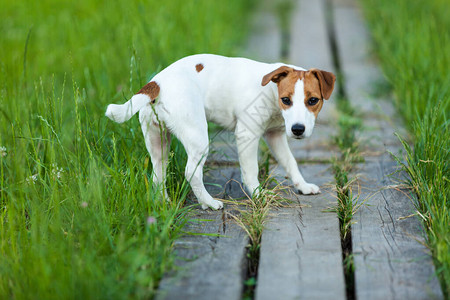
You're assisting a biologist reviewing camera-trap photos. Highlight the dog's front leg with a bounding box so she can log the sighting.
[265,130,320,194]
[235,122,262,196]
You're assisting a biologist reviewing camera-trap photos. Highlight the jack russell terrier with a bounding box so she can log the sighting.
[105,54,335,210]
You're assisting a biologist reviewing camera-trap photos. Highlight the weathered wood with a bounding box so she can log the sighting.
[157,168,249,300]
[288,129,340,163]
[245,0,281,62]
[204,167,247,200]
[290,0,335,72]
[156,208,248,300]
[353,160,443,299]
[332,0,407,156]
[332,0,443,298]
[332,1,380,110]
[207,130,240,164]
[255,164,346,300]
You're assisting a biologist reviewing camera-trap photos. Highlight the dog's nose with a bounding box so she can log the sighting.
[291,124,305,136]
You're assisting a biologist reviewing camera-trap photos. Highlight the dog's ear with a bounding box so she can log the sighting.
[310,69,336,100]
[261,66,293,86]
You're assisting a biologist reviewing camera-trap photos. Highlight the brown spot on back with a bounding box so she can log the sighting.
[195,63,204,72]
[137,81,160,104]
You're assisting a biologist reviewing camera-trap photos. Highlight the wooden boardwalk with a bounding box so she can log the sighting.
[157,0,443,299]
[333,1,442,298]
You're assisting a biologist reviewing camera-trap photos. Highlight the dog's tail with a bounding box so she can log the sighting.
[105,81,160,123]
[105,94,150,123]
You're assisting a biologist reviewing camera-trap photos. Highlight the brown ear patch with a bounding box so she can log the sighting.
[195,63,204,72]
[309,68,336,100]
[303,69,336,116]
[137,81,160,104]
[261,66,294,86]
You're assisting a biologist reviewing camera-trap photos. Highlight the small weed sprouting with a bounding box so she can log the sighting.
[331,96,363,300]
[331,97,363,234]
[242,277,257,300]
[329,154,366,247]
[331,158,358,300]
[334,99,362,158]
[228,176,291,300]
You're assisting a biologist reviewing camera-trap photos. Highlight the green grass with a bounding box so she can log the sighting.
[361,0,449,296]
[0,0,254,298]
[330,96,363,239]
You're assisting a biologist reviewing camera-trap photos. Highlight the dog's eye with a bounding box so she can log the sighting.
[307,97,319,106]
[281,97,291,105]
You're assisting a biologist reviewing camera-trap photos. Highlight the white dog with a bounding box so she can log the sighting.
[105,54,335,210]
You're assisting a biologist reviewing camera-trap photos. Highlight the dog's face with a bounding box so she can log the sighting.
[262,66,336,139]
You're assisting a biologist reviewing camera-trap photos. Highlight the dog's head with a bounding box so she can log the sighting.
[262,66,335,139]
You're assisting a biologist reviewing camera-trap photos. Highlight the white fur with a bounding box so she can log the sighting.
[282,80,316,139]
[105,94,151,123]
[106,54,323,210]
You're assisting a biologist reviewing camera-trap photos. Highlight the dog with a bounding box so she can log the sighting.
[105,54,335,210]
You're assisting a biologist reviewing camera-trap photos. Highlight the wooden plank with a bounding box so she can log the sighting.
[332,0,380,110]
[245,0,281,62]
[332,0,444,298]
[290,0,335,72]
[204,167,247,200]
[255,2,345,298]
[207,130,239,164]
[207,131,278,165]
[255,164,346,300]
[157,209,248,300]
[332,0,406,157]
[156,168,249,300]
[353,159,443,299]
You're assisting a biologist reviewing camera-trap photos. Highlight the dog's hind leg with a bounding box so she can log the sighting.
[174,113,223,210]
[235,121,263,195]
[139,106,171,200]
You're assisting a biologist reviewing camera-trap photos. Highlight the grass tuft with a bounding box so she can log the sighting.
[330,96,363,300]
[229,176,290,300]
[392,106,449,296]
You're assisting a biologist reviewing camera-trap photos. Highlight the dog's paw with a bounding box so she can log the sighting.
[296,182,320,195]
[251,187,270,199]
[201,199,224,210]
